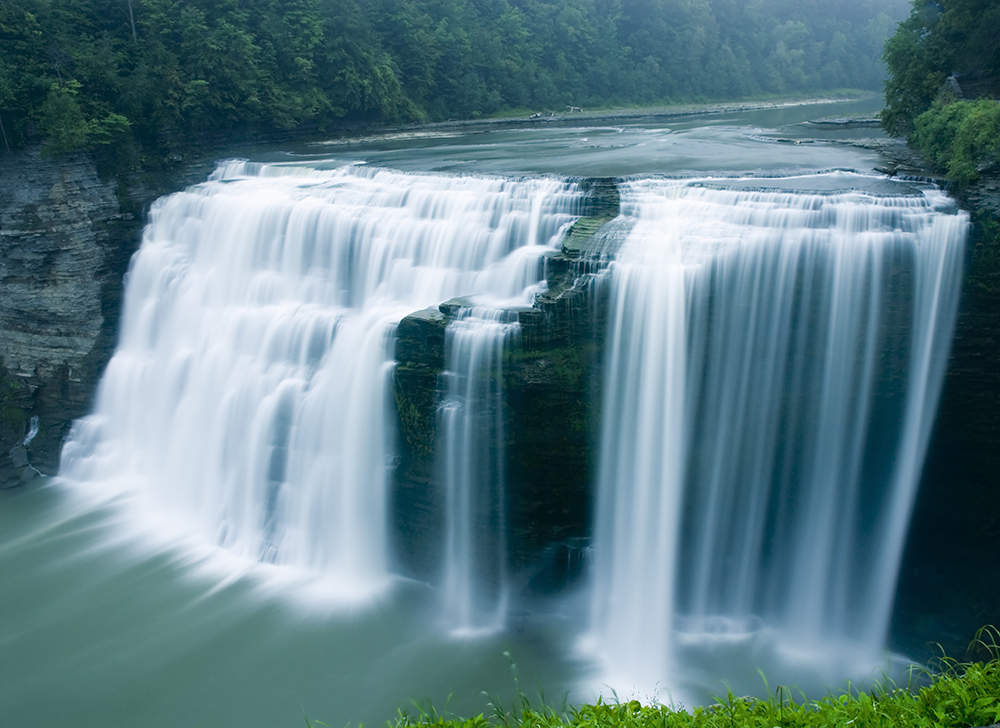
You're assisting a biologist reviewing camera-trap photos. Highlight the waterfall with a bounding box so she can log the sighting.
[588,198,688,686]
[59,161,581,602]
[440,308,517,634]
[54,156,967,688]
[589,176,966,691]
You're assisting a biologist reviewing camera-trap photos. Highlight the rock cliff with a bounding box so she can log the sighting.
[894,172,1000,659]
[391,179,618,593]
[0,150,148,487]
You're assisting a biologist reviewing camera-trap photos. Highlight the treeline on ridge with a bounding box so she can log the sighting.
[881,0,1000,182]
[0,0,906,159]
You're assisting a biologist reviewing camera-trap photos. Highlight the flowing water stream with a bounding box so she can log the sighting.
[587,180,965,697]
[440,308,517,635]
[0,98,969,726]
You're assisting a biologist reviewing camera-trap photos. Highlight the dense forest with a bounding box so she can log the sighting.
[0,0,906,159]
[881,0,1000,181]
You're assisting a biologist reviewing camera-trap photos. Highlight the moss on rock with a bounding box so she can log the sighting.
[388,178,620,591]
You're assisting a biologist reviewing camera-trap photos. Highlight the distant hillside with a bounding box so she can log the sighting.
[0,0,906,162]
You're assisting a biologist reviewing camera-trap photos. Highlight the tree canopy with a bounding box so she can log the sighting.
[882,0,1000,137]
[0,0,907,158]
[881,0,1000,181]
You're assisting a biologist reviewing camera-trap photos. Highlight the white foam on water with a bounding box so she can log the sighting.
[58,161,582,608]
[586,176,966,698]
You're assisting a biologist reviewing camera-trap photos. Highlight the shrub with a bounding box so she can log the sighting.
[912,98,1000,183]
[37,82,131,157]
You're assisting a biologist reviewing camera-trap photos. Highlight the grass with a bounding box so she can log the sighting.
[384,628,1000,728]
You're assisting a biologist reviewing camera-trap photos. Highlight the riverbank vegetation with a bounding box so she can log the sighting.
[387,631,1000,728]
[911,99,1000,183]
[881,0,1000,182]
[0,0,906,161]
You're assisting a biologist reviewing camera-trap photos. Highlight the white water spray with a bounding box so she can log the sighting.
[59,162,580,602]
[440,309,518,633]
[589,175,966,693]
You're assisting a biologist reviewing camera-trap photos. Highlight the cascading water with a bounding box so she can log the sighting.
[434,178,561,628]
[14,105,985,728]
[440,308,518,633]
[58,161,581,603]
[53,155,967,700]
[589,175,966,694]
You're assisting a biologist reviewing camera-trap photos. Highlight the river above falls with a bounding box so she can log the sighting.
[0,97,945,728]
[248,97,889,177]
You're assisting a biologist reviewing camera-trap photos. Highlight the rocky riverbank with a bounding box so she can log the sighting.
[0,150,146,487]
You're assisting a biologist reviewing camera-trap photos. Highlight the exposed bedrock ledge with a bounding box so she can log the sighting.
[505,258,608,598]
[0,149,152,487]
[391,304,449,577]
[390,182,618,594]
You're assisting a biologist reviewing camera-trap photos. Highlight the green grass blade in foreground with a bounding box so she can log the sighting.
[390,628,1000,728]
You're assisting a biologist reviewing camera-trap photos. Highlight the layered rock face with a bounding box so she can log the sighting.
[0,150,145,487]
[391,179,618,594]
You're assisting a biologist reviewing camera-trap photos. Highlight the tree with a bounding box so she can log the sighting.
[882,0,1000,137]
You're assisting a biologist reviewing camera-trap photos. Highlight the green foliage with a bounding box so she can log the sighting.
[36,82,90,154]
[912,98,1000,182]
[0,0,909,159]
[882,0,1000,137]
[392,629,1000,728]
[881,4,951,137]
[882,0,1000,181]
[36,81,130,155]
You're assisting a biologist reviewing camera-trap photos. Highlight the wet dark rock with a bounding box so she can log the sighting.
[504,253,608,591]
[843,137,943,180]
[561,177,621,259]
[0,149,152,487]
[892,168,1000,660]
[389,181,618,594]
[390,306,449,579]
[804,116,882,128]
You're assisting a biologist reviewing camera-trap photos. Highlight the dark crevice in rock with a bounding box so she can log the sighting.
[390,180,619,596]
[892,174,1000,660]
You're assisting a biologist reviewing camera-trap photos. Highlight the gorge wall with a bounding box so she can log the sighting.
[894,176,1000,659]
[0,150,148,487]
[0,145,231,489]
